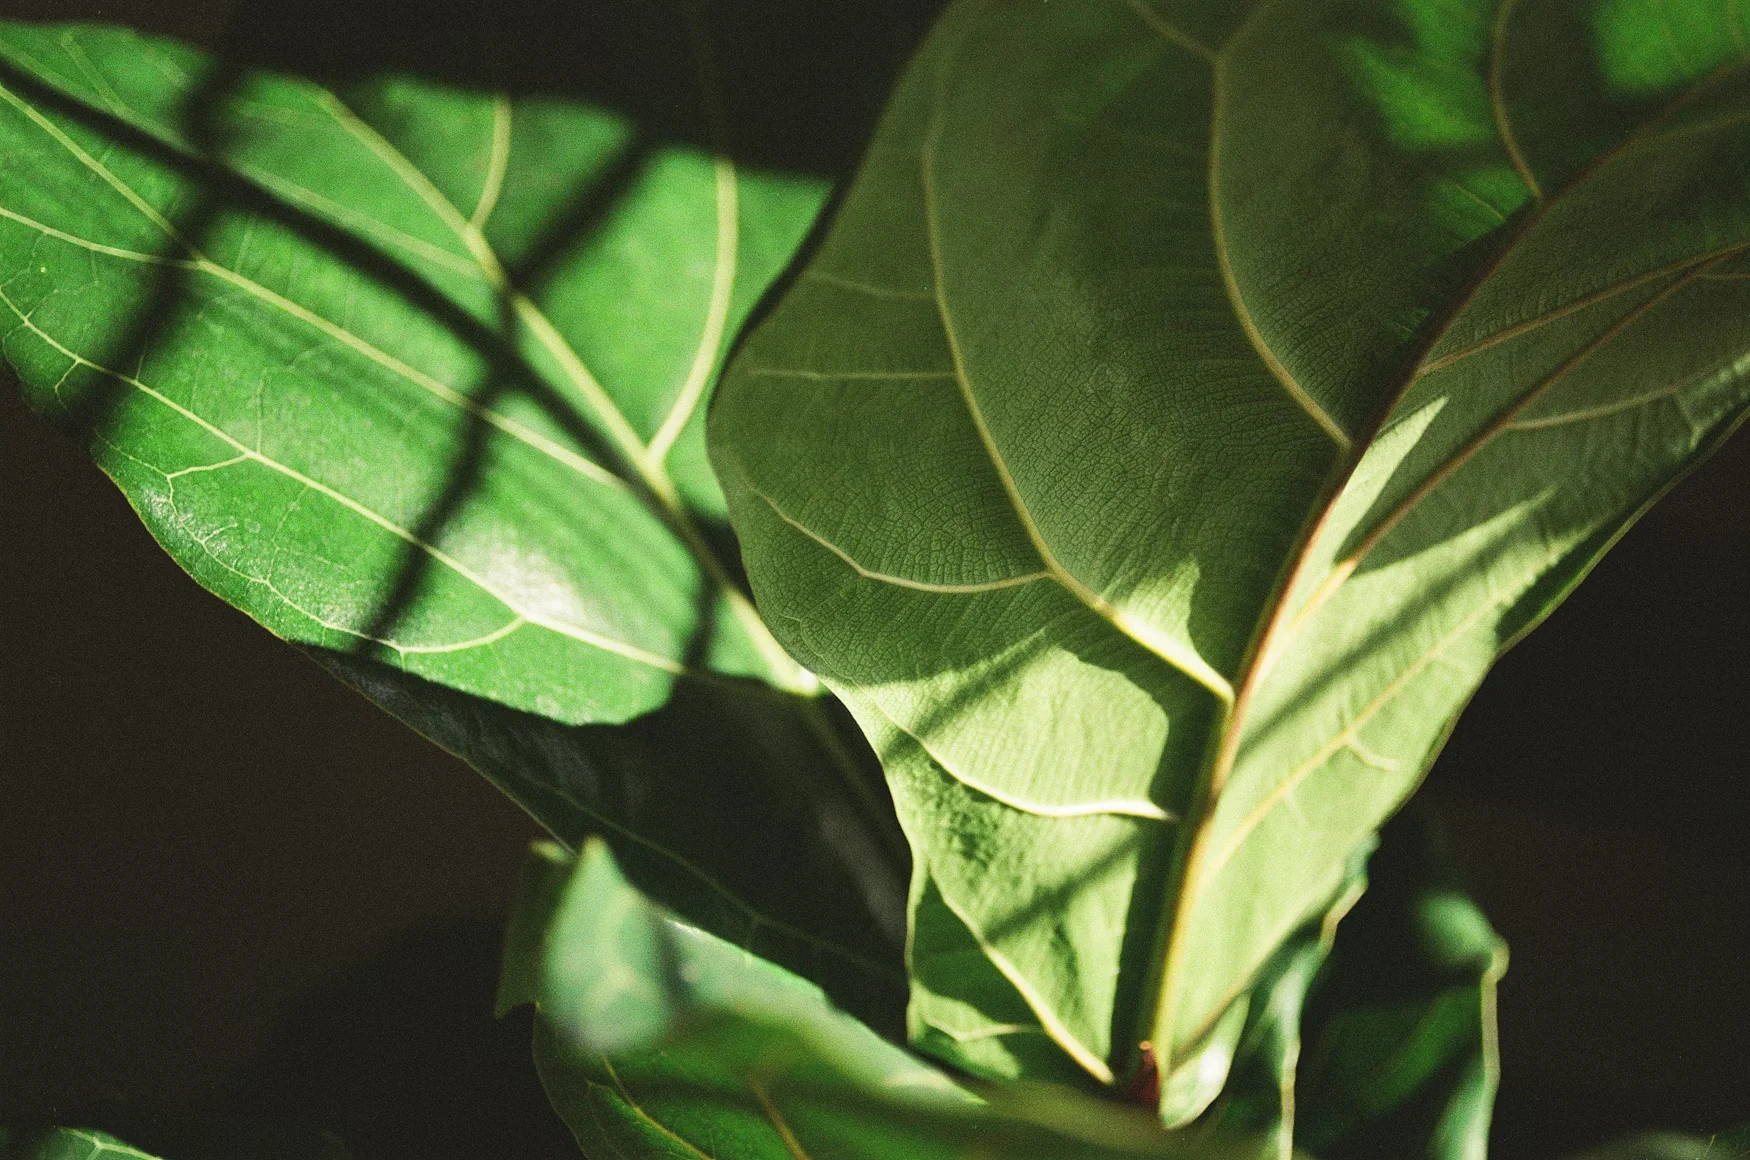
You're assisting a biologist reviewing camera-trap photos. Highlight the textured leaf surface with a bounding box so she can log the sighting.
[710,0,1750,1109]
[0,16,917,1011]
[499,839,1268,1160]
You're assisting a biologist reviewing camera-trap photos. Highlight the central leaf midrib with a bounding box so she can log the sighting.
[10,39,811,688]
[1148,45,1750,1065]
[326,88,808,691]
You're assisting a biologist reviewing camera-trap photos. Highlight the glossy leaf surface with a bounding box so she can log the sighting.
[0,17,818,727]
[710,0,1750,1108]
[0,16,916,1012]
[498,839,1265,1160]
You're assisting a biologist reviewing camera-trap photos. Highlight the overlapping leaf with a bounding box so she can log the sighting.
[320,652,909,1022]
[0,17,813,721]
[498,838,1269,1160]
[710,0,1750,1113]
[0,16,910,1014]
[0,1132,171,1160]
[1210,809,1506,1160]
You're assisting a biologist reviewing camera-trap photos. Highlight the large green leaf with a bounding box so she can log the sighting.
[709,0,1750,1113]
[498,838,1271,1160]
[0,16,913,1012]
[0,16,814,722]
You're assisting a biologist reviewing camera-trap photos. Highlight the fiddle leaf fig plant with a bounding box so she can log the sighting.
[712,0,1750,1119]
[2,0,1746,1157]
[0,14,911,1023]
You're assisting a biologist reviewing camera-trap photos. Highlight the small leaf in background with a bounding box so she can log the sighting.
[1566,1126,1750,1160]
[0,1126,351,1160]
[1208,808,1506,1160]
[710,0,1750,1111]
[0,1131,168,1160]
[1295,811,1506,1160]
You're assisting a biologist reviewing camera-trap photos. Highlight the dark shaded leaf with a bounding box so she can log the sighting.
[501,839,1276,1160]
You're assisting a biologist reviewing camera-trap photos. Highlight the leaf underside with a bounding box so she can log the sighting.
[710,0,1750,1109]
[1568,1126,1750,1160]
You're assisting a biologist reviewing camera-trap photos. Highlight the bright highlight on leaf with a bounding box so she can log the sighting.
[0,21,821,727]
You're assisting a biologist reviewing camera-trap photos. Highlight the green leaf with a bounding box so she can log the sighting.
[1294,810,1506,1160]
[0,16,820,726]
[709,0,1750,1113]
[0,1126,350,1160]
[1210,808,1506,1160]
[501,838,1274,1160]
[1567,1127,1750,1160]
[0,1131,169,1160]
[319,653,910,1026]
[0,15,916,1014]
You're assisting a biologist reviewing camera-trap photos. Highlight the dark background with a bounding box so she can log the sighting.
[1,2,1747,1158]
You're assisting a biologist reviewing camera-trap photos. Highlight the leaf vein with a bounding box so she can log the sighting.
[1,285,687,674]
[927,880,1115,1083]
[1488,0,1543,201]
[750,1081,814,1160]
[601,1058,717,1160]
[800,269,935,300]
[470,92,512,228]
[1190,587,1514,1005]
[919,45,1235,704]
[1208,50,1351,447]
[752,481,1049,596]
[0,118,631,499]
[1420,242,1749,375]
[1123,0,1218,64]
[744,367,957,383]
[648,154,737,465]
[864,695,1174,821]
[1339,250,1740,576]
